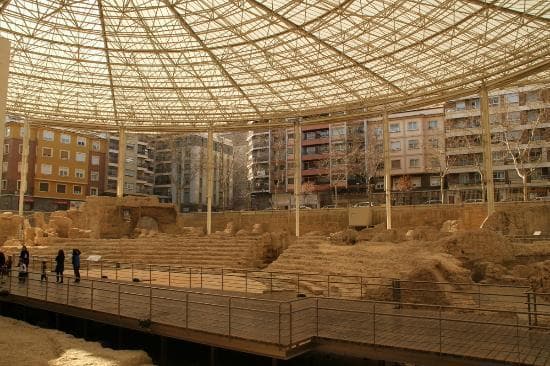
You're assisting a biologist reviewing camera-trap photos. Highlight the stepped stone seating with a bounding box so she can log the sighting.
[8,233,266,269]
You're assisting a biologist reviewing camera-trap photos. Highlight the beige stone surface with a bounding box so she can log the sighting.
[0,316,152,366]
[0,212,22,244]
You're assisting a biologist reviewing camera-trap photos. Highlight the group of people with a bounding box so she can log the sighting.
[0,246,82,284]
[53,248,81,283]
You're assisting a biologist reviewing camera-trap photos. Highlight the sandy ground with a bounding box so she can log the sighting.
[0,316,153,366]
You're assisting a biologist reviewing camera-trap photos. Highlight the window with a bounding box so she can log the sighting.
[389,123,400,133]
[75,169,85,179]
[408,139,419,150]
[428,120,438,129]
[528,110,540,122]
[39,182,49,192]
[374,127,383,137]
[92,141,101,151]
[390,141,401,151]
[42,147,53,157]
[2,162,7,172]
[409,158,420,168]
[4,127,10,137]
[91,155,100,165]
[16,180,21,191]
[506,112,520,123]
[124,183,134,191]
[429,138,439,148]
[43,130,54,141]
[456,101,465,110]
[60,134,71,144]
[56,184,66,193]
[126,144,134,151]
[91,171,99,181]
[493,171,505,181]
[489,96,499,106]
[18,144,22,154]
[90,187,98,196]
[76,152,86,162]
[73,185,82,195]
[505,93,519,104]
[430,176,440,187]
[407,121,418,131]
[391,160,401,169]
[77,136,86,146]
[375,181,384,190]
[470,99,480,109]
[41,164,52,175]
[60,150,70,160]
[3,144,8,154]
[1,180,6,190]
[526,91,540,103]
[59,166,69,177]
[19,127,25,137]
[125,169,135,177]
[431,158,440,168]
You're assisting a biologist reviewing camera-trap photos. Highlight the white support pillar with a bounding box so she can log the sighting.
[206,129,214,235]
[294,123,301,237]
[383,110,392,230]
[480,83,495,217]
[18,119,29,216]
[0,38,10,195]
[116,127,126,199]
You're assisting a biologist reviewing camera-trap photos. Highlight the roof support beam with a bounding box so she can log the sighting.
[97,0,119,125]
[241,0,407,96]
[0,0,12,14]
[161,0,263,118]
[461,0,550,23]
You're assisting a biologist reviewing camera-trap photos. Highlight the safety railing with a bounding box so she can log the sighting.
[1,270,550,365]
[22,255,548,322]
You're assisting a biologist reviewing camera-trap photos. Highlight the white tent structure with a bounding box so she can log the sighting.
[0,0,549,233]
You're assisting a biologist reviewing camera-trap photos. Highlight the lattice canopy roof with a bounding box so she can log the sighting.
[0,0,549,131]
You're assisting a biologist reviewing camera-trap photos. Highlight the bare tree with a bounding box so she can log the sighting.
[425,134,456,203]
[498,108,547,201]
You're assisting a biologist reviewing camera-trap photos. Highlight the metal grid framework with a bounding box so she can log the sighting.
[0,0,549,132]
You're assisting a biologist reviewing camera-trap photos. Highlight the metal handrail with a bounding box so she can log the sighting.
[3,270,550,364]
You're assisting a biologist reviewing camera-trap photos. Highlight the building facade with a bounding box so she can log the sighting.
[444,85,550,202]
[247,108,445,208]
[105,133,154,196]
[1,120,107,211]
[152,134,234,212]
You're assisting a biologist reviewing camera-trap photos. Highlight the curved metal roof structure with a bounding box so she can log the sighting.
[1,0,549,131]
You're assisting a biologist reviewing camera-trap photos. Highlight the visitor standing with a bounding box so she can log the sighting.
[0,251,5,281]
[18,261,27,283]
[19,245,29,267]
[72,249,81,283]
[5,257,12,277]
[40,261,47,282]
[55,249,65,283]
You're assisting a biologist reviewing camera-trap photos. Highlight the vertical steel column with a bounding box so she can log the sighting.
[206,129,214,235]
[480,84,495,216]
[18,119,29,216]
[116,127,126,199]
[0,38,10,192]
[293,123,301,237]
[382,110,392,229]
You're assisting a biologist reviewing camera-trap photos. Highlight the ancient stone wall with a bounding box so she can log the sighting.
[179,202,547,233]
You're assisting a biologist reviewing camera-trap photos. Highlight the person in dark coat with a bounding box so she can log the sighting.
[19,245,29,266]
[55,249,65,283]
[0,252,5,280]
[72,248,81,283]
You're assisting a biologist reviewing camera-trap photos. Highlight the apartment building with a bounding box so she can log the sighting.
[365,108,446,195]
[105,133,154,196]
[152,134,234,212]
[444,85,550,202]
[247,108,445,208]
[1,120,107,211]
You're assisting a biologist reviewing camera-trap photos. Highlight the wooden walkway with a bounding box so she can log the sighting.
[1,272,549,365]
